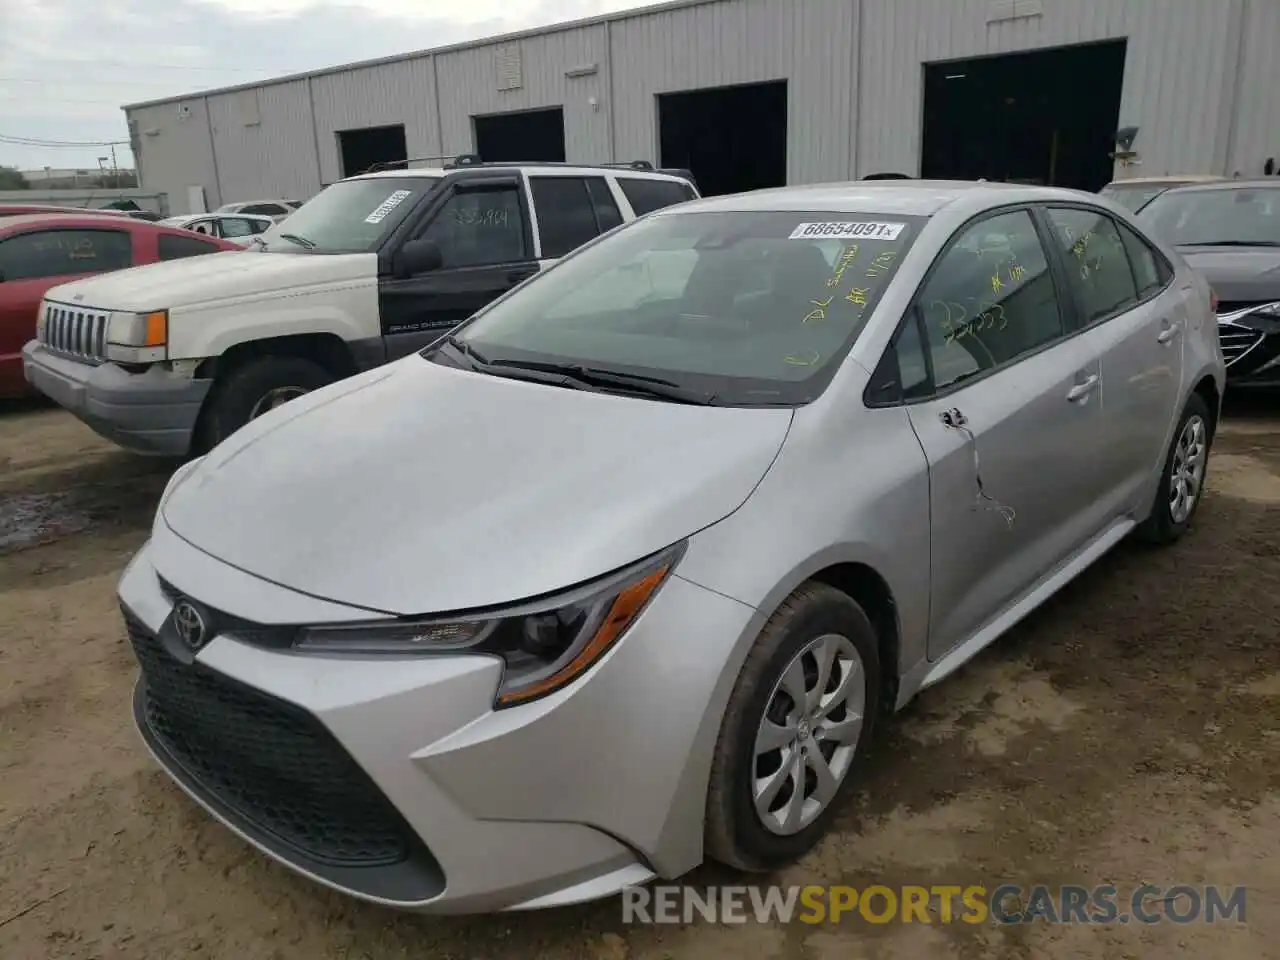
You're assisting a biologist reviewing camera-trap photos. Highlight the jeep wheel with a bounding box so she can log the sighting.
[198,356,332,452]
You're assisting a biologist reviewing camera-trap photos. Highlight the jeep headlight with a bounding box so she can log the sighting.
[106,310,168,364]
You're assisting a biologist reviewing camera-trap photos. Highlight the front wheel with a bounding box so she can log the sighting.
[705,583,880,872]
[1135,392,1213,545]
[196,356,332,453]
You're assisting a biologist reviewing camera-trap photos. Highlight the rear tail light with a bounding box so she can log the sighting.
[1209,289,1219,313]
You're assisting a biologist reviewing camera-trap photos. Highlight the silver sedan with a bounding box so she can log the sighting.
[118,180,1223,914]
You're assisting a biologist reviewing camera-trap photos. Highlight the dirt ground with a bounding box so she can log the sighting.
[1,399,1278,960]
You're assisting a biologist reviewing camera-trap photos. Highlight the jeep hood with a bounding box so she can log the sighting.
[161,355,793,615]
[44,250,377,312]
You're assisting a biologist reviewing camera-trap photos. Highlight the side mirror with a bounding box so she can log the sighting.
[396,238,443,277]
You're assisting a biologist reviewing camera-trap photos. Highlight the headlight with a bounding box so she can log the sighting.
[106,310,168,363]
[295,544,683,708]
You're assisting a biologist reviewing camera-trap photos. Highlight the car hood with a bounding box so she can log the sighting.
[43,250,376,312]
[161,356,793,615]
[1177,246,1280,303]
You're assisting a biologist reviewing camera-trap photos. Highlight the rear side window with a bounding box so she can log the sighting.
[218,217,257,239]
[618,178,693,216]
[530,176,621,258]
[159,233,223,260]
[915,209,1064,391]
[1115,220,1172,297]
[1046,207,1138,324]
[0,228,132,281]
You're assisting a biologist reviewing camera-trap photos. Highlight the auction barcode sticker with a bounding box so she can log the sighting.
[364,189,413,224]
[789,221,906,241]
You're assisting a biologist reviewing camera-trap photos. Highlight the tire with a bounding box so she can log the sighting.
[705,582,881,872]
[197,355,332,452]
[1135,392,1213,545]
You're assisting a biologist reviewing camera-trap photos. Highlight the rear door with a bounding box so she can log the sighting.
[528,173,624,269]
[1042,205,1185,518]
[897,207,1107,660]
[377,174,537,358]
[0,225,134,391]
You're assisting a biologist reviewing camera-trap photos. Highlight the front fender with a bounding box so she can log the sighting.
[168,278,379,360]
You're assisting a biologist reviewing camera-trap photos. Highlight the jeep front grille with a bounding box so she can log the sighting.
[40,302,109,362]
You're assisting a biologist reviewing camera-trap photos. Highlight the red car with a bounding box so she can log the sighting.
[0,204,133,219]
[0,214,241,398]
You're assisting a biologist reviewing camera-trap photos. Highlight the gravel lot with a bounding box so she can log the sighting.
[2,401,1278,960]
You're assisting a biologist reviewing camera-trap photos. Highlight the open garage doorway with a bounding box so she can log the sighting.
[921,40,1127,191]
[338,124,407,177]
[659,80,787,196]
[473,107,566,162]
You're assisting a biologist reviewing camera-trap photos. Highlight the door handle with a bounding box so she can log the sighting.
[1157,319,1180,344]
[1067,374,1099,402]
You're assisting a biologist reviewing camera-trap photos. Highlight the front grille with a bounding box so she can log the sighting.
[126,611,415,868]
[1217,301,1270,316]
[40,301,109,362]
[1218,321,1264,367]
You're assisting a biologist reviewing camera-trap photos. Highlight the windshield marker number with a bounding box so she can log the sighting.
[364,190,413,225]
[789,221,905,241]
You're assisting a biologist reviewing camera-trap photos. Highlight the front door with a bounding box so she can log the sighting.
[901,207,1106,659]
[378,178,539,359]
[1042,206,1187,517]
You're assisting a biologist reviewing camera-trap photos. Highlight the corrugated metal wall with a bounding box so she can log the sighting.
[858,0,1244,177]
[608,0,858,184]
[311,58,442,184]
[207,80,318,204]
[435,24,612,163]
[127,0,1277,215]
[1229,0,1280,176]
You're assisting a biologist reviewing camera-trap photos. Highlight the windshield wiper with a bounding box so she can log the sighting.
[486,358,717,405]
[437,334,489,369]
[1180,239,1280,248]
[277,232,316,249]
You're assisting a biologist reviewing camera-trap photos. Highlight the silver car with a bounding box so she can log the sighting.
[118,181,1223,914]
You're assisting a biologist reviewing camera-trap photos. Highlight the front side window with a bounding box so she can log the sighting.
[440,210,924,406]
[416,183,527,268]
[618,178,694,216]
[257,176,438,254]
[1046,207,1138,324]
[1138,186,1280,248]
[0,228,132,281]
[915,209,1064,391]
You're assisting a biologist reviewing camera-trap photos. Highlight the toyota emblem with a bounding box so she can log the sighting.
[172,600,207,650]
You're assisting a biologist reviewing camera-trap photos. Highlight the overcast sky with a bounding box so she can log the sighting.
[0,0,651,172]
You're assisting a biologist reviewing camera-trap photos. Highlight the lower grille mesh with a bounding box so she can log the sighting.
[127,611,414,867]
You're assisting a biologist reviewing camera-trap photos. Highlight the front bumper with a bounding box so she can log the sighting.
[118,530,761,913]
[22,341,210,456]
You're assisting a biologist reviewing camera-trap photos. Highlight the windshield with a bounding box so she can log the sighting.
[257,176,439,254]
[1138,186,1280,246]
[433,209,924,406]
[1100,183,1173,213]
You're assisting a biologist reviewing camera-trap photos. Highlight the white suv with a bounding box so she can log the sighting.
[22,158,699,456]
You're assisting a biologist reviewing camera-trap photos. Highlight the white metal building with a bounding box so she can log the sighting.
[123,0,1280,215]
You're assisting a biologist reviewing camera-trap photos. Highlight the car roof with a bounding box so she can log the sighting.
[1107,175,1226,186]
[0,204,131,216]
[668,180,1091,217]
[348,164,692,183]
[1156,178,1280,195]
[0,212,142,231]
